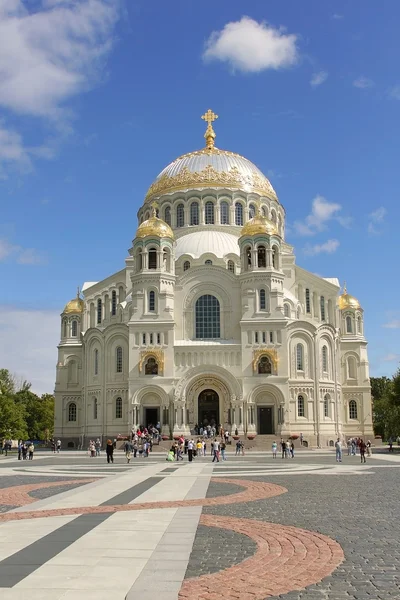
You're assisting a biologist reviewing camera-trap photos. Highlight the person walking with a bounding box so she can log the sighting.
[17,440,22,461]
[290,442,295,458]
[220,440,227,461]
[106,439,114,464]
[359,439,367,464]
[366,440,372,457]
[335,438,342,463]
[212,438,220,462]
[95,438,101,456]
[187,439,194,462]
[28,443,34,460]
[272,441,277,458]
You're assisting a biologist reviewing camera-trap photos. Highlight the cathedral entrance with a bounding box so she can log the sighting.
[257,406,274,434]
[144,407,159,429]
[198,389,220,429]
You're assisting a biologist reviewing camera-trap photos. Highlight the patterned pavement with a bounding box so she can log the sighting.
[0,450,398,599]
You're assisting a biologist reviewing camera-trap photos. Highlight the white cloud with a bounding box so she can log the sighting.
[367,206,386,234]
[383,320,400,329]
[0,306,59,395]
[388,85,400,100]
[0,237,46,265]
[382,353,400,362]
[332,14,344,20]
[294,195,349,236]
[303,239,340,257]
[203,16,299,73]
[0,0,119,173]
[310,71,328,87]
[353,76,374,89]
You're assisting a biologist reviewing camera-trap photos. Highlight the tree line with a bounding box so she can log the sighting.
[371,368,400,441]
[0,369,54,441]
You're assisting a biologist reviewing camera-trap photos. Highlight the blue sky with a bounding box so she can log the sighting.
[0,0,399,393]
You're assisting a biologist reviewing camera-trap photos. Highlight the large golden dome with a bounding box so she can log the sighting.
[63,296,84,314]
[136,211,174,240]
[240,214,278,237]
[338,284,361,310]
[145,110,277,203]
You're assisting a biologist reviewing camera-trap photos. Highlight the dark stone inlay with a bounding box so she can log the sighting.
[0,476,164,587]
[205,480,244,498]
[184,524,257,579]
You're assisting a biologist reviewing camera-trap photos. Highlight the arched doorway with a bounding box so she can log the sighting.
[198,389,219,429]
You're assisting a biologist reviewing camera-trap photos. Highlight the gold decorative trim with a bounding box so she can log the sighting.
[145,163,277,203]
[139,350,164,374]
[252,349,278,374]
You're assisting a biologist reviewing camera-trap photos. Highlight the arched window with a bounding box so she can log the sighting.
[235,202,243,226]
[346,316,353,333]
[349,399,358,420]
[195,294,220,339]
[136,250,143,271]
[67,360,77,383]
[284,303,290,318]
[63,319,68,338]
[145,357,158,375]
[305,288,311,313]
[272,246,278,269]
[94,349,99,375]
[164,206,171,226]
[357,315,362,334]
[116,346,123,373]
[257,245,266,268]
[205,201,214,225]
[205,259,212,265]
[111,290,117,316]
[93,398,98,420]
[176,203,185,228]
[190,202,199,226]
[71,320,77,337]
[245,246,252,269]
[347,356,356,379]
[227,260,235,273]
[220,201,229,224]
[322,345,328,372]
[296,343,304,371]
[261,206,267,217]
[258,356,272,374]
[297,395,305,417]
[68,402,77,422]
[320,296,326,321]
[97,299,102,324]
[148,248,157,269]
[259,289,266,310]
[183,261,190,271]
[271,210,277,224]
[324,394,329,418]
[115,397,122,419]
[148,290,155,312]
[249,204,256,219]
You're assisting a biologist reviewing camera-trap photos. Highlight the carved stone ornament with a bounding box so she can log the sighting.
[252,348,278,373]
[139,350,164,375]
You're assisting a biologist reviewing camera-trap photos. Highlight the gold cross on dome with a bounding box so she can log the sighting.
[201,109,218,127]
[201,109,218,149]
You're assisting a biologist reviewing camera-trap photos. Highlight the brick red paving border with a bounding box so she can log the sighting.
[0,479,97,507]
[0,478,286,522]
[179,514,344,600]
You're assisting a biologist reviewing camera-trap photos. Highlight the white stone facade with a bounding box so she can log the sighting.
[54,134,373,448]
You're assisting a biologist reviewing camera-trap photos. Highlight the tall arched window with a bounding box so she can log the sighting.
[205,201,214,224]
[258,356,272,374]
[183,261,190,271]
[111,290,117,316]
[349,399,358,420]
[235,202,243,226]
[67,360,77,383]
[271,210,277,224]
[261,206,267,217]
[145,357,159,375]
[164,206,171,226]
[346,316,353,333]
[176,203,185,228]
[259,289,266,310]
[97,299,102,324]
[257,245,266,268]
[347,356,356,379]
[71,320,78,337]
[245,246,252,269]
[93,398,98,420]
[148,290,156,312]
[190,202,199,225]
[115,397,122,419]
[249,204,256,219]
[68,402,77,422]
[305,288,311,313]
[324,394,329,418]
[296,343,304,371]
[357,315,362,334]
[322,345,328,372]
[227,260,235,273]
[284,303,290,318]
[136,250,143,271]
[297,395,305,417]
[94,349,99,375]
[320,296,326,321]
[148,248,157,269]
[220,201,229,224]
[116,346,123,373]
[195,294,220,339]
[272,246,278,269]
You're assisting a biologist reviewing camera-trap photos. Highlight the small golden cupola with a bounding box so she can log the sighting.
[63,289,84,314]
[338,283,361,310]
[136,203,174,240]
[240,203,279,238]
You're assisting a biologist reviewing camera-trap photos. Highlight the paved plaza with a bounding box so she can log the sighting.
[0,448,399,599]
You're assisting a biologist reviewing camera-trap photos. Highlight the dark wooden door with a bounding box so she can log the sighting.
[258,407,273,434]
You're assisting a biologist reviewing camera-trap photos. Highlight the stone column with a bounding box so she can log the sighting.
[247,403,256,433]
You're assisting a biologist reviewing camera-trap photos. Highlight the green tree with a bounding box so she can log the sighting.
[0,395,27,439]
[371,373,400,440]
[14,389,54,440]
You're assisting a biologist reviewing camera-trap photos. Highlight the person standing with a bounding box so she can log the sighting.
[187,439,194,462]
[366,440,372,457]
[335,438,342,463]
[281,440,287,459]
[106,439,114,464]
[28,443,34,460]
[220,440,227,461]
[95,438,101,456]
[56,439,61,453]
[290,442,295,459]
[212,438,220,462]
[359,439,367,464]
[17,440,22,460]
[272,441,277,458]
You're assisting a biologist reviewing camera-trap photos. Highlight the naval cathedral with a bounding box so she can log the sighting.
[54,110,374,447]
